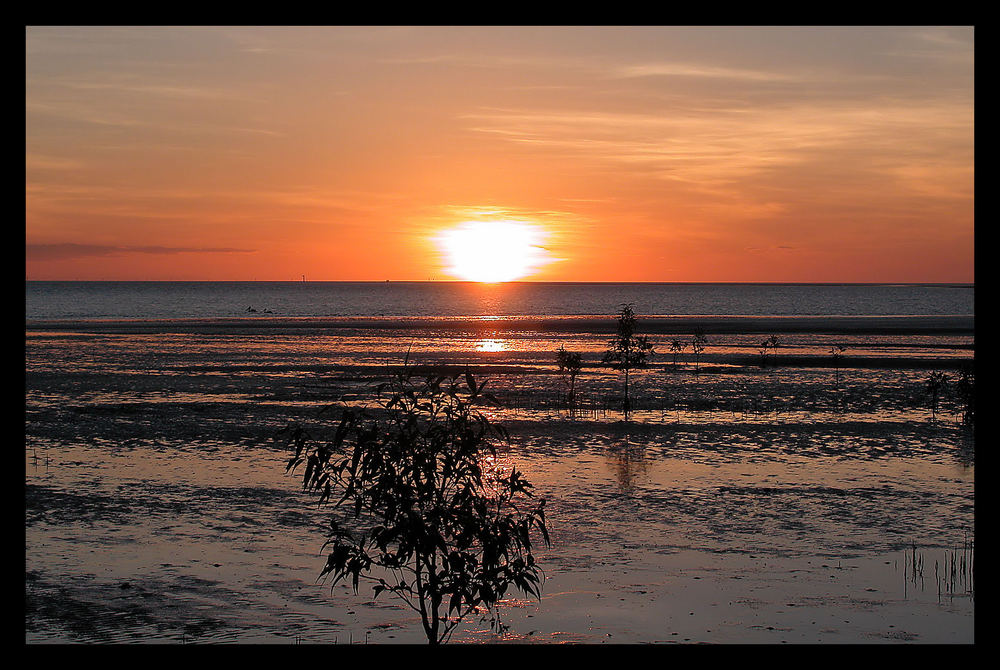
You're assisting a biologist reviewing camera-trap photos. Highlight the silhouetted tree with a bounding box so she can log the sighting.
[955,365,975,426]
[602,303,654,417]
[758,334,780,367]
[668,339,686,368]
[280,368,549,644]
[830,344,847,386]
[555,345,583,408]
[925,371,948,421]
[691,327,708,373]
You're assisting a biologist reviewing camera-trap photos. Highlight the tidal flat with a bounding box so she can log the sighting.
[25,320,974,644]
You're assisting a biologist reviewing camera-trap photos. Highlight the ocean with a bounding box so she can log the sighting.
[25,281,975,321]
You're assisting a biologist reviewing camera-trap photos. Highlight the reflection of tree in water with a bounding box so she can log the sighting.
[606,434,649,491]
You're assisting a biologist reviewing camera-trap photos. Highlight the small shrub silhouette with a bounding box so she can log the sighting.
[758,335,780,368]
[602,303,654,417]
[556,345,583,408]
[830,344,847,386]
[955,365,975,426]
[925,371,949,421]
[691,327,708,373]
[668,339,686,368]
[280,368,549,644]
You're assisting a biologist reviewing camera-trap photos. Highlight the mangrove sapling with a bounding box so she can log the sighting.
[668,339,686,368]
[280,368,550,644]
[602,303,654,418]
[691,327,708,373]
[955,365,974,426]
[758,335,780,368]
[925,371,949,421]
[830,345,847,386]
[555,345,584,409]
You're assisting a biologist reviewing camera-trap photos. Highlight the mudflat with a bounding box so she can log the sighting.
[25,322,974,644]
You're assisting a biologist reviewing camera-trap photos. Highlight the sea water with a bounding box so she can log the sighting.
[25,281,974,321]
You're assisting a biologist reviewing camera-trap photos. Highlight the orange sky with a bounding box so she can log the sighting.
[26,26,974,282]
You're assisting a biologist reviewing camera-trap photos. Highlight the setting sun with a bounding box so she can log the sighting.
[437,221,549,282]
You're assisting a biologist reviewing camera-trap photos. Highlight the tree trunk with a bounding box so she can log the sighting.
[624,367,630,417]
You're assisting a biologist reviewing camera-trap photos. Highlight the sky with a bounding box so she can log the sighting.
[25,26,974,282]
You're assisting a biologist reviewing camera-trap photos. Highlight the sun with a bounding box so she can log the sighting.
[437,220,547,282]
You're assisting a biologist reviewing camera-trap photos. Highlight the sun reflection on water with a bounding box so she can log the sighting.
[475,339,508,352]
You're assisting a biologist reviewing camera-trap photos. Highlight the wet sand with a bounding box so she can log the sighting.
[25,322,974,644]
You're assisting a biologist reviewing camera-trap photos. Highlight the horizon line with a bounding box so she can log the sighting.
[24,279,975,286]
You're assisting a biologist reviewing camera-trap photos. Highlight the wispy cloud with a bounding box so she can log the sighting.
[462,98,972,195]
[26,98,283,138]
[26,243,256,261]
[614,62,804,82]
[60,80,251,101]
[25,155,87,171]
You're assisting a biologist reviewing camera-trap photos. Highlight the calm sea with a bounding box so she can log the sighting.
[25,281,974,321]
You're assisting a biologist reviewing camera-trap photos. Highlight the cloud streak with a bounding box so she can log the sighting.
[613,62,806,82]
[27,244,256,261]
